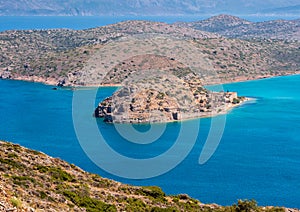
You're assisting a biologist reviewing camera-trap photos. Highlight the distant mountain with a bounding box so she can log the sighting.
[176,15,252,33]
[175,14,300,41]
[262,4,300,14]
[0,0,300,16]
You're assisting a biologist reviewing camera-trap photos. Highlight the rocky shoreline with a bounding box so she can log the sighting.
[1,70,299,88]
[94,89,248,124]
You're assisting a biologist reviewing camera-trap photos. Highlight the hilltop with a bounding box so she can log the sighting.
[0,19,299,87]
[1,140,299,211]
[175,14,300,41]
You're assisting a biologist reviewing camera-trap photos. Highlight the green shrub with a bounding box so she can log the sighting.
[7,153,18,158]
[49,167,74,182]
[36,166,75,182]
[39,191,47,199]
[125,198,148,212]
[11,175,36,188]
[63,190,116,212]
[234,199,258,212]
[138,186,165,200]
[36,165,49,173]
[0,158,24,169]
[11,197,22,208]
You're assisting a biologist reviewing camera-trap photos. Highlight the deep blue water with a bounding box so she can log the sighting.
[0,75,299,208]
[0,15,299,31]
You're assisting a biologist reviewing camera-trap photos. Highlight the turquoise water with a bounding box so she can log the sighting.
[0,15,299,32]
[0,75,299,208]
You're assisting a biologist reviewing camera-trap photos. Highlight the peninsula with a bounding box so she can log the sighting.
[0,16,299,87]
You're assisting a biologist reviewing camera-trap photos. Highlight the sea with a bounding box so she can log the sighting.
[0,16,299,208]
[0,15,299,31]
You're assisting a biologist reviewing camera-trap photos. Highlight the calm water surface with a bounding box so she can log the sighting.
[0,75,299,208]
[0,15,299,31]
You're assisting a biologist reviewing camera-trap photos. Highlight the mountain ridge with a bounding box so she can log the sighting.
[1,0,300,16]
[175,14,300,41]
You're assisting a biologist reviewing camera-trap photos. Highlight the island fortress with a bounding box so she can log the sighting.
[94,55,246,123]
[95,89,243,123]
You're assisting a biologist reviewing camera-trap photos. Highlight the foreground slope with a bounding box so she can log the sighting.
[0,140,212,211]
[0,140,298,211]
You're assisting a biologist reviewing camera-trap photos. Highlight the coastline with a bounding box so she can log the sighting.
[1,72,296,124]
[4,71,299,88]
[204,71,300,87]
[0,73,278,124]
[156,97,255,124]
[97,96,254,124]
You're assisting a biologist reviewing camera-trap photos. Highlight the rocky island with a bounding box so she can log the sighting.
[94,55,246,123]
